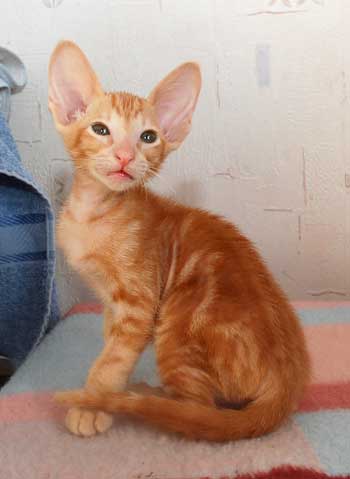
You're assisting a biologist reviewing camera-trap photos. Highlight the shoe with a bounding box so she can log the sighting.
[0,355,15,388]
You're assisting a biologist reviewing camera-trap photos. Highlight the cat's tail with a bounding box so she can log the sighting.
[55,385,296,442]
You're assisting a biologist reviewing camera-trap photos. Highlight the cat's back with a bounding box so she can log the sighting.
[151,191,295,317]
[148,190,255,259]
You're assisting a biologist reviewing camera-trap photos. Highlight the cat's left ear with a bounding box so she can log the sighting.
[148,62,201,149]
[48,40,103,128]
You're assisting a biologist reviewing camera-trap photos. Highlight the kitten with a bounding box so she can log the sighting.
[50,41,310,441]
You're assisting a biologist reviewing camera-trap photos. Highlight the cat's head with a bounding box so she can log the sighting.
[48,41,201,192]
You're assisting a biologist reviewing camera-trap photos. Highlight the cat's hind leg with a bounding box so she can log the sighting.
[155,329,216,406]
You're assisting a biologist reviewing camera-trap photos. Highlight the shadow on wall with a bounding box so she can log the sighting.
[175,180,205,209]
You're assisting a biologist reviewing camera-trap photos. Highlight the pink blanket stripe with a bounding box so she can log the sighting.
[2,302,348,427]
[64,301,350,318]
[292,301,350,309]
[299,382,350,412]
[64,303,103,318]
[1,381,349,424]
[304,323,350,384]
[0,391,64,423]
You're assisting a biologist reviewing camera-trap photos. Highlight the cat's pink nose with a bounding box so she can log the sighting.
[114,148,134,168]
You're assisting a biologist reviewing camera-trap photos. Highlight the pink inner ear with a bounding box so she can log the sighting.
[152,69,200,143]
[50,77,87,125]
[49,43,101,126]
[60,85,87,124]
[158,97,195,141]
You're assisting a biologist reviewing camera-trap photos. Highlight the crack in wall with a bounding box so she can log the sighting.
[246,10,306,16]
[282,270,297,283]
[345,173,350,188]
[216,63,221,109]
[211,168,258,181]
[212,170,238,180]
[264,207,293,212]
[302,148,307,206]
[307,290,347,297]
[37,100,42,136]
[341,70,348,104]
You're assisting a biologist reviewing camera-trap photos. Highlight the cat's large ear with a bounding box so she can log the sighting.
[48,41,103,127]
[148,62,201,148]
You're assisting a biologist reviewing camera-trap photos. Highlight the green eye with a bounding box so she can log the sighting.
[140,130,157,144]
[92,123,110,136]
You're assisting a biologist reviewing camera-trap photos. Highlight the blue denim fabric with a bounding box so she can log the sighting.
[0,112,60,367]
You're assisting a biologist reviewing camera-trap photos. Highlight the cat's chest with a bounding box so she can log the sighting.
[57,210,113,270]
[57,202,140,276]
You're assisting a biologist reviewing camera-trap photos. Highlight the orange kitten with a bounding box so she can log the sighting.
[50,41,310,441]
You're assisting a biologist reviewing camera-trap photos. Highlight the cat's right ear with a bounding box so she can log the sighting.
[48,41,103,128]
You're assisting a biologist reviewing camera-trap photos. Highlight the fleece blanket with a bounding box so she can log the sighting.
[0,302,349,479]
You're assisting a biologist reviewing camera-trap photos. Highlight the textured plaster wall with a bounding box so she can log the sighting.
[1,0,349,311]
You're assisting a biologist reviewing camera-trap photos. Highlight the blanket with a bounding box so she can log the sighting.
[0,110,60,367]
[0,302,349,479]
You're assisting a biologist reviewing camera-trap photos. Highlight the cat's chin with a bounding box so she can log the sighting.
[94,172,138,193]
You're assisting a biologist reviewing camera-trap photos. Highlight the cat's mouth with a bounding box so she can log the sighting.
[106,169,134,181]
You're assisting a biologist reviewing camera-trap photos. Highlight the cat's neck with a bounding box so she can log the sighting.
[66,171,122,223]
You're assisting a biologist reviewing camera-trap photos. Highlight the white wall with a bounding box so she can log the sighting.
[1,0,349,311]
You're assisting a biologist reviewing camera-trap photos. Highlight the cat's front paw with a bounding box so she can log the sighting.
[65,407,113,437]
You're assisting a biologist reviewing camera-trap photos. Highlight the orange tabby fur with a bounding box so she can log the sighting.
[50,41,310,441]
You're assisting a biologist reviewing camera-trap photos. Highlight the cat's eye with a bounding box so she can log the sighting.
[140,130,157,144]
[91,122,110,136]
